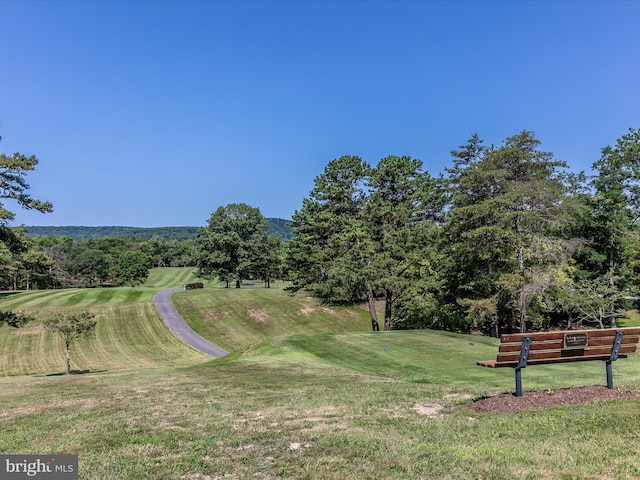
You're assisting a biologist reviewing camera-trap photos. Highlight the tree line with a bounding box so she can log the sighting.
[1,230,195,290]
[24,220,294,241]
[283,129,640,335]
[2,129,640,336]
[3,221,291,291]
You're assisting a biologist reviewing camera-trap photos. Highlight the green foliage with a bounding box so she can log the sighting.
[195,203,282,288]
[366,155,444,330]
[73,248,111,286]
[441,131,572,334]
[26,226,200,241]
[6,128,640,337]
[2,267,640,477]
[0,140,52,293]
[0,232,199,290]
[0,309,31,328]
[284,129,640,334]
[23,219,293,241]
[286,155,371,304]
[264,218,294,240]
[0,138,53,225]
[582,127,640,326]
[250,233,283,287]
[114,250,150,287]
[286,155,444,331]
[43,309,97,374]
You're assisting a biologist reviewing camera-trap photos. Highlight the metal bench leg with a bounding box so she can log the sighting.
[515,367,523,397]
[607,330,624,390]
[514,336,531,397]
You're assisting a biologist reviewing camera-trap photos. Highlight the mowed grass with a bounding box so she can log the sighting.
[171,282,371,352]
[2,268,640,479]
[0,266,212,314]
[1,332,639,479]
[0,268,216,375]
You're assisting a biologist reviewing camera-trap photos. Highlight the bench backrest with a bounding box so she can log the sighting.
[496,327,640,366]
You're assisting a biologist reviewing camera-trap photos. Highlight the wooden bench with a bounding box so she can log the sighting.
[477,328,640,396]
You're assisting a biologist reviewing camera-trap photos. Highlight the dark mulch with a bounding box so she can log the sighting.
[466,385,638,413]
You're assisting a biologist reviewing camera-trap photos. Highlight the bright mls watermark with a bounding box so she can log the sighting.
[1,455,78,479]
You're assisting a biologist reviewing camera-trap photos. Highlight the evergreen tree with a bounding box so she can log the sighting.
[587,128,640,327]
[443,131,570,334]
[365,156,444,330]
[285,156,376,325]
[285,154,444,331]
[0,137,53,225]
[251,233,283,288]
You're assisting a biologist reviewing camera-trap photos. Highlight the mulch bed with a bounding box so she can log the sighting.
[466,385,638,413]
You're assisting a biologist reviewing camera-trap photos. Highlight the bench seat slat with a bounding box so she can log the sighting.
[478,354,628,368]
[495,344,637,363]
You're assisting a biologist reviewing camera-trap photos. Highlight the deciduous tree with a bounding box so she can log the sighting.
[114,250,150,286]
[0,310,31,328]
[44,310,97,374]
[73,249,111,286]
[195,203,269,287]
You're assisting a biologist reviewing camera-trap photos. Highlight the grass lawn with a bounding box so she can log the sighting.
[1,268,640,479]
[171,282,371,352]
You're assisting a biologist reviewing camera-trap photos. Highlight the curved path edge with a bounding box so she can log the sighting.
[153,289,228,358]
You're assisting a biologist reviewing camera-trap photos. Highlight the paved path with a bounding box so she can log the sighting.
[153,289,228,358]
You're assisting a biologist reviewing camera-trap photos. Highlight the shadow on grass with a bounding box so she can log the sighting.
[39,369,109,377]
[0,291,23,299]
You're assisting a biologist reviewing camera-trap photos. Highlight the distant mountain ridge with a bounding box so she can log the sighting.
[24,218,294,241]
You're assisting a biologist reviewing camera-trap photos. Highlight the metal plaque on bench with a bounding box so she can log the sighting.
[564,332,588,348]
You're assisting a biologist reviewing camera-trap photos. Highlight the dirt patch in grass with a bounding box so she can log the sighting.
[204,311,227,322]
[300,306,315,315]
[247,309,269,323]
[467,385,638,413]
[413,403,444,418]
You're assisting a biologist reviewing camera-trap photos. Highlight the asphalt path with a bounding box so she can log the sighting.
[153,289,228,358]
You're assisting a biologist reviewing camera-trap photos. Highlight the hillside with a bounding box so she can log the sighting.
[23,218,294,241]
[2,267,640,479]
[0,268,368,375]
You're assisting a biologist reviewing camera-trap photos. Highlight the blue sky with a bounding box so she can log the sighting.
[1,1,639,227]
